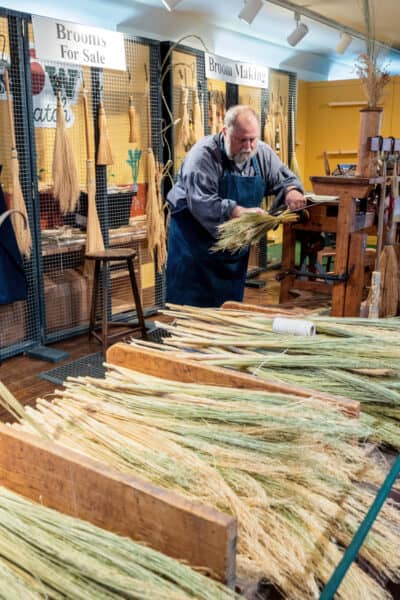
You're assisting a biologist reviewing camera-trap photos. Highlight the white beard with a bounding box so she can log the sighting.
[224,136,257,165]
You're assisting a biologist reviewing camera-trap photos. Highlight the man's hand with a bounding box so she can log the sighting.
[285,189,306,211]
[231,205,266,219]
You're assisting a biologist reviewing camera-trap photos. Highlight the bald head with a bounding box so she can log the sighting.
[223,105,260,164]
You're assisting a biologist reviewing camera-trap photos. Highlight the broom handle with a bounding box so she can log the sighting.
[4,70,17,150]
[82,87,92,161]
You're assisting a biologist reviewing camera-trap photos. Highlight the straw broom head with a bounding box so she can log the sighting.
[52,92,80,214]
[96,100,113,166]
[85,158,104,255]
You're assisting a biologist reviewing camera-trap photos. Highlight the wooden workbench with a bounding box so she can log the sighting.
[280,176,375,316]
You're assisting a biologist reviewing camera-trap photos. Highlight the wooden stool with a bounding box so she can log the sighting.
[86,248,147,354]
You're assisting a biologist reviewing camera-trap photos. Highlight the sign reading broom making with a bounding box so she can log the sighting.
[31,16,126,71]
[205,53,269,89]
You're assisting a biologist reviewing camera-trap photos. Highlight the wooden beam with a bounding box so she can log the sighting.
[0,424,236,586]
[107,343,360,418]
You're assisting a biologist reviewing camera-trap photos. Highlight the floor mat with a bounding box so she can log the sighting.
[39,352,105,385]
[38,327,169,386]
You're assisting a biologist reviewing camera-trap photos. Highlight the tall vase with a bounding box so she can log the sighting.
[356,107,383,177]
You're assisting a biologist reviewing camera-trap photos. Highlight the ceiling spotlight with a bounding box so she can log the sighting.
[287,12,309,47]
[238,0,264,25]
[336,32,352,54]
[162,0,183,11]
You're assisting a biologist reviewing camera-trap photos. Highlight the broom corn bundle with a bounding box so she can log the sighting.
[52,90,80,214]
[3,370,400,600]
[4,69,32,259]
[96,99,113,166]
[0,486,237,600]
[151,305,400,449]
[212,210,299,254]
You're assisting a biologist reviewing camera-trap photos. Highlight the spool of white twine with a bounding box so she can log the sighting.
[272,317,316,336]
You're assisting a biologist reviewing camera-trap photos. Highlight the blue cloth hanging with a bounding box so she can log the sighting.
[0,174,27,304]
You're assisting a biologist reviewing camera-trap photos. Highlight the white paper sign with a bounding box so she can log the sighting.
[205,53,269,89]
[32,16,126,71]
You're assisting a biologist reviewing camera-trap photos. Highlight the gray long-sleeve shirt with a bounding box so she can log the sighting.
[167,133,303,237]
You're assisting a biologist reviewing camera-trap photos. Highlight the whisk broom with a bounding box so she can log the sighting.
[82,83,104,276]
[52,90,80,214]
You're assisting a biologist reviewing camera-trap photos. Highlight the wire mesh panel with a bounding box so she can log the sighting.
[28,28,164,344]
[160,44,207,180]
[0,11,41,360]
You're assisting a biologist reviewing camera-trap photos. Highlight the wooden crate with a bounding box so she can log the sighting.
[0,423,236,586]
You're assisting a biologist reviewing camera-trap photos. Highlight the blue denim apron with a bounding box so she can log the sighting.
[166,149,265,307]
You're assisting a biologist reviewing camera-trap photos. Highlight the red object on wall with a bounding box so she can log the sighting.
[130,183,146,217]
[30,47,46,96]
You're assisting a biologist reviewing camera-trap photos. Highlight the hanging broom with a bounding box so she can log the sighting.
[289,109,301,178]
[263,104,274,148]
[210,90,217,135]
[4,69,31,259]
[96,99,113,166]
[52,90,80,214]
[278,96,288,166]
[192,87,203,143]
[82,83,104,275]
[177,81,191,154]
[128,96,137,144]
[145,64,167,272]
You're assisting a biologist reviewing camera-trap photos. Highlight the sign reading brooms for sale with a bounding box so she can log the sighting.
[32,16,126,72]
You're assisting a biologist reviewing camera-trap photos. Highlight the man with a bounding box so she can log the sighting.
[166,104,305,307]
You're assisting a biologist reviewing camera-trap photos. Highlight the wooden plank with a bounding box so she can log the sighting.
[0,424,236,586]
[107,343,360,418]
[221,301,306,316]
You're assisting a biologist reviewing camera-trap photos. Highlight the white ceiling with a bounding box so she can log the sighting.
[5,0,400,80]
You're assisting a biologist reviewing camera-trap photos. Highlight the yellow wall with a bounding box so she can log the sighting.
[297,76,400,191]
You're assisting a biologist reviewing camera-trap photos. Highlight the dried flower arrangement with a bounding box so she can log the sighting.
[355,0,391,108]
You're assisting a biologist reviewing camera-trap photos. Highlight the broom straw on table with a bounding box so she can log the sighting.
[52,90,80,214]
[82,82,104,274]
[96,99,113,166]
[4,69,31,258]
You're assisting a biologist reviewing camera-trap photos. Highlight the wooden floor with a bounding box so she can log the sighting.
[0,268,330,419]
